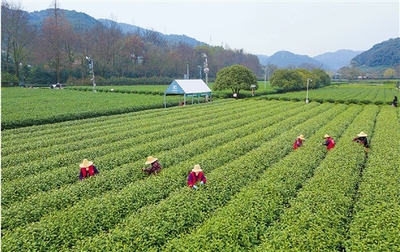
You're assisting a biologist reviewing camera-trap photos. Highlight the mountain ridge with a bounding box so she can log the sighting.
[257,49,363,71]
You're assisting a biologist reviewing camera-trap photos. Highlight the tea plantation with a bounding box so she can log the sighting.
[1,86,399,251]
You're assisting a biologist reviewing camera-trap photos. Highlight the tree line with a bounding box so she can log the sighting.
[1,1,261,86]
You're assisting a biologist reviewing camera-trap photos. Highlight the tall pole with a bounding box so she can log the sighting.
[86,56,96,92]
[264,65,267,90]
[92,59,95,92]
[306,78,312,103]
[203,53,209,85]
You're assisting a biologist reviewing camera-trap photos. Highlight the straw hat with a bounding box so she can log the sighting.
[357,131,367,137]
[79,159,93,168]
[298,134,305,140]
[145,156,158,164]
[323,134,330,138]
[192,164,202,173]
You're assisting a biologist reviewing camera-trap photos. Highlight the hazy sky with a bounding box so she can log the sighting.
[10,0,400,57]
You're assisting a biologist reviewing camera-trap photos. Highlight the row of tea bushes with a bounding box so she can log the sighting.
[1,100,229,163]
[262,85,398,105]
[1,88,182,130]
[345,106,400,251]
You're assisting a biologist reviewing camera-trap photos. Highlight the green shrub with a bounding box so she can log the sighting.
[347,99,359,104]
[1,72,19,86]
[373,100,385,105]
[360,100,371,104]
[324,98,335,103]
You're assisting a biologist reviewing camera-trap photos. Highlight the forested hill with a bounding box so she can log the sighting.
[28,9,206,47]
[98,19,206,47]
[351,37,400,67]
[28,9,102,32]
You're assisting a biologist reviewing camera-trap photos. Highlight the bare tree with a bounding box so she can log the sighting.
[84,20,124,78]
[38,0,73,83]
[1,1,36,81]
[117,34,145,77]
[266,63,279,80]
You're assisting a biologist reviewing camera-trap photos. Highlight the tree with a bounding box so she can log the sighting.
[93,19,124,78]
[265,63,278,80]
[338,66,362,81]
[167,42,197,78]
[295,68,314,89]
[1,1,36,81]
[270,69,303,91]
[117,34,145,77]
[278,68,330,91]
[213,64,258,96]
[38,0,74,83]
[383,68,396,78]
[311,69,331,88]
[1,71,19,86]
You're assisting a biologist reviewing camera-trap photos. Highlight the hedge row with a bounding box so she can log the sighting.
[261,95,391,105]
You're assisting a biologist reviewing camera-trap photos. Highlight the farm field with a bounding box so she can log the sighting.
[0,81,274,130]
[71,84,169,92]
[2,82,398,129]
[264,83,399,105]
[0,87,183,129]
[68,81,276,101]
[1,95,399,251]
[69,80,276,94]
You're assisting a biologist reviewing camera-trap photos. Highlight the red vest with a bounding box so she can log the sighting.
[81,166,96,178]
[326,138,335,150]
[187,171,206,187]
[293,138,303,149]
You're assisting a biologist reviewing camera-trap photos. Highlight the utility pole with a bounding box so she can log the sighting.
[203,53,209,85]
[306,78,312,103]
[86,56,96,92]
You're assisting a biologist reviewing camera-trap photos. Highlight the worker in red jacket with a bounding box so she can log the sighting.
[322,134,335,150]
[293,134,305,150]
[79,159,99,180]
[187,164,207,189]
[142,156,162,175]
